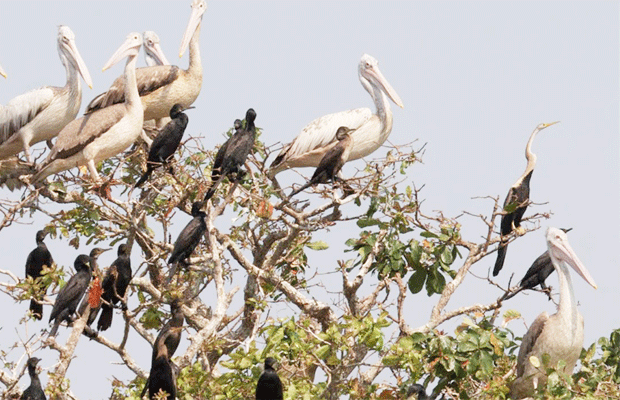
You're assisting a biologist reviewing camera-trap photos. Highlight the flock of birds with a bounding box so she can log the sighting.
[0,1,598,399]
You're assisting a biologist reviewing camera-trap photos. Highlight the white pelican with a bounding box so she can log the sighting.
[0,26,92,164]
[510,227,597,399]
[85,0,206,121]
[143,31,170,67]
[33,33,144,183]
[493,122,559,276]
[268,53,404,177]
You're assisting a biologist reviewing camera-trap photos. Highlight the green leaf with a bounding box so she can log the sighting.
[408,268,426,294]
[529,355,540,368]
[357,218,380,228]
[420,231,438,239]
[305,241,329,251]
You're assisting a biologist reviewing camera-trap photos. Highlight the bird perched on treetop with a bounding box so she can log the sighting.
[25,230,54,320]
[256,357,283,400]
[49,254,91,336]
[134,104,194,187]
[289,126,354,198]
[20,357,46,400]
[492,121,559,276]
[97,243,132,331]
[167,201,207,281]
[204,108,257,202]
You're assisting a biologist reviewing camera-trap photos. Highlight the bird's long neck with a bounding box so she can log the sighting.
[187,21,203,80]
[371,83,394,141]
[523,128,539,177]
[64,55,82,106]
[556,262,579,331]
[123,53,141,110]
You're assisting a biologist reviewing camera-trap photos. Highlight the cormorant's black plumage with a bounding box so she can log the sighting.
[256,357,283,400]
[141,300,184,398]
[135,104,193,187]
[25,230,53,320]
[49,255,91,336]
[519,228,572,291]
[406,384,432,400]
[148,339,176,400]
[20,357,46,400]
[77,247,110,326]
[97,244,132,331]
[289,126,353,198]
[167,202,206,280]
[205,109,257,201]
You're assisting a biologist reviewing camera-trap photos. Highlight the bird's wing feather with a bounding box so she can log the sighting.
[48,105,126,160]
[519,252,551,287]
[0,87,57,143]
[516,312,549,377]
[49,271,89,320]
[283,108,371,159]
[86,66,180,112]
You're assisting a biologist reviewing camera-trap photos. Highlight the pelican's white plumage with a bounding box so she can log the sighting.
[0,26,92,163]
[85,0,206,121]
[510,227,597,399]
[33,33,144,183]
[143,31,170,67]
[269,53,403,176]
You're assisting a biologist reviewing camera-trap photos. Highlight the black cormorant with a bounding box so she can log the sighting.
[25,230,54,320]
[289,126,354,198]
[97,244,132,331]
[141,300,184,398]
[20,357,46,400]
[167,201,207,280]
[204,108,257,201]
[77,247,110,326]
[519,228,572,292]
[256,357,283,400]
[49,255,91,336]
[147,336,177,400]
[406,384,432,400]
[493,121,559,276]
[135,104,194,187]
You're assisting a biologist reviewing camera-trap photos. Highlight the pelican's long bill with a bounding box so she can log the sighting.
[0,62,6,78]
[103,33,143,72]
[59,25,93,88]
[360,54,404,109]
[547,227,597,289]
[179,0,207,57]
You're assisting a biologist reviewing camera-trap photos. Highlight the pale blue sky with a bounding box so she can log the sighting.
[0,1,618,398]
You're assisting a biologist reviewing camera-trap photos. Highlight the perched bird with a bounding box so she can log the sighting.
[20,357,46,400]
[0,26,92,164]
[77,247,110,326]
[204,108,257,201]
[289,126,354,198]
[97,244,132,331]
[141,300,184,398]
[32,32,144,184]
[510,227,597,399]
[25,230,54,320]
[406,384,432,400]
[85,0,206,123]
[519,228,573,292]
[492,122,560,276]
[143,31,170,67]
[148,339,176,400]
[268,54,403,177]
[134,103,194,187]
[167,201,207,280]
[256,357,283,400]
[49,254,92,336]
